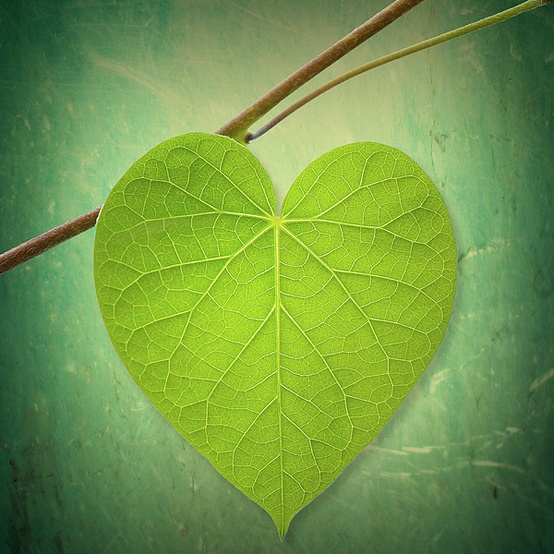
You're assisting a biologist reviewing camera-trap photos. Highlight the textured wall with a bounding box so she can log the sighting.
[0,1,553,552]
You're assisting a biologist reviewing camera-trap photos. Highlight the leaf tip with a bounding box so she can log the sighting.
[272,513,291,541]
[277,525,288,542]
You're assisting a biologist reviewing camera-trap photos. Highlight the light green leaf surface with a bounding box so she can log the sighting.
[94,132,456,537]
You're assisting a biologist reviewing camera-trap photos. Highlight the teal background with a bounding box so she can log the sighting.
[1,1,553,552]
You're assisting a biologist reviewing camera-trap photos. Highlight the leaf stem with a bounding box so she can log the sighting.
[249,0,550,141]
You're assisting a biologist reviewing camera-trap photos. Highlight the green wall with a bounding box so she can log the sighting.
[1,1,553,552]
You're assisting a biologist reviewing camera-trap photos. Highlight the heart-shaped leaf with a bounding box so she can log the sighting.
[94,133,456,537]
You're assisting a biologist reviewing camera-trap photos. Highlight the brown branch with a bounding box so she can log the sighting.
[0,207,101,275]
[0,0,425,275]
[216,0,425,143]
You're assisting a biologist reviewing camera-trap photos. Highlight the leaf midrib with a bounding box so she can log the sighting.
[274,218,285,534]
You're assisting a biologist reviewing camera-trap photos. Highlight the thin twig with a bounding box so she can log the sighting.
[0,207,102,275]
[216,0,425,143]
[249,0,550,141]
[0,0,424,275]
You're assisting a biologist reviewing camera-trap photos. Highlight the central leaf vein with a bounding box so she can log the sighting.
[274,220,285,531]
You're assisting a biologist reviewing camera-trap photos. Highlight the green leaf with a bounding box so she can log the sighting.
[94,132,456,538]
